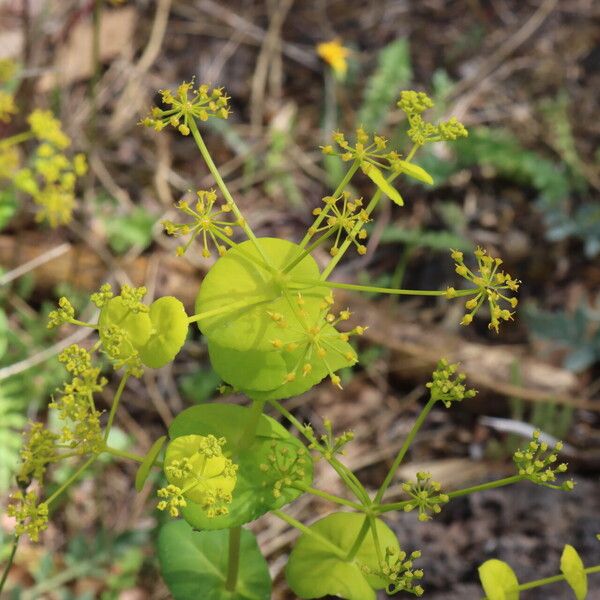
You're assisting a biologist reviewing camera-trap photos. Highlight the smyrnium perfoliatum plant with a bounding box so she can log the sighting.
[2,81,597,600]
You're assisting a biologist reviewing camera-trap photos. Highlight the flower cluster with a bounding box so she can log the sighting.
[426,359,477,408]
[50,345,105,454]
[160,434,238,519]
[308,192,370,256]
[401,472,449,522]
[321,127,390,168]
[305,418,354,461]
[0,90,17,122]
[17,422,59,485]
[47,296,76,328]
[7,491,49,542]
[141,81,230,134]
[10,110,87,227]
[270,292,362,389]
[364,547,425,596]
[449,247,520,333]
[163,189,240,258]
[397,91,468,145]
[260,442,308,499]
[513,431,574,491]
[316,38,351,79]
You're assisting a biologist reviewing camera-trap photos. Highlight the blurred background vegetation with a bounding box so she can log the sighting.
[0,0,598,598]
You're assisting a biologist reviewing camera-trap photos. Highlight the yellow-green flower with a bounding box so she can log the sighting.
[316,38,350,80]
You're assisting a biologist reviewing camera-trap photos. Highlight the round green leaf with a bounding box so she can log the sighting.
[195,238,326,352]
[285,513,399,600]
[560,544,587,600]
[158,520,271,600]
[169,403,312,530]
[139,296,189,368]
[135,435,166,492]
[478,559,520,600]
[207,339,288,392]
[98,296,152,356]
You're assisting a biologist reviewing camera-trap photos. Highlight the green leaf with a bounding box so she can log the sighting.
[0,189,18,231]
[139,296,189,368]
[135,435,166,492]
[169,404,313,530]
[158,520,271,600]
[379,226,472,251]
[395,160,434,185]
[358,38,412,132]
[560,544,588,600]
[361,164,403,206]
[285,513,399,600]
[196,238,326,353]
[478,559,520,600]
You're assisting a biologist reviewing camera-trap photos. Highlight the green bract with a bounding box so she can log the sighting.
[478,559,520,600]
[158,520,271,600]
[169,404,313,530]
[285,513,400,600]
[196,237,355,397]
[139,296,189,368]
[560,545,587,600]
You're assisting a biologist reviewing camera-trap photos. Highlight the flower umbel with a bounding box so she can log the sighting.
[426,359,477,408]
[513,430,574,491]
[401,472,449,522]
[321,127,390,168]
[260,442,308,499]
[363,547,425,596]
[141,81,230,134]
[451,247,520,333]
[163,189,239,258]
[7,491,49,542]
[308,192,370,256]
[305,418,354,461]
[160,434,238,518]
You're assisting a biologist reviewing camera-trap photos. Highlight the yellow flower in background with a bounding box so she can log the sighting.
[0,91,17,123]
[316,38,350,80]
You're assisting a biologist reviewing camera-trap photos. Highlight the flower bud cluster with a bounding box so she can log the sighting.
[401,472,449,522]
[260,442,308,499]
[363,547,425,596]
[7,491,49,542]
[513,430,574,491]
[305,417,355,461]
[321,127,390,168]
[426,359,477,408]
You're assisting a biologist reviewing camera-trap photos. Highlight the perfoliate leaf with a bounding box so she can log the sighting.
[395,160,434,185]
[196,238,326,353]
[139,296,188,368]
[169,404,313,530]
[285,513,399,600]
[135,435,166,492]
[158,520,271,600]
[361,163,404,206]
[560,544,587,600]
[478,559,520,600]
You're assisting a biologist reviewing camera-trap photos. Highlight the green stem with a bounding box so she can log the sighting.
[237,399,264,451]
[68,319,98,329]
[375,397,437,504]
[482,565,600,599]
[294,484,365,511]
[103,445,149,464]
[368,515,383,564]
[298,160,360,250]
[282,227,337,274]
[45,455,97,506]
[187,295,272,324]
[268,399,370,504]
[272,510,348,560]
[0,131,33,148]
[225,526,241,592]
[290,279,479,298]
[103,371,130,441]
[346,516,370,561]
[188,118,273,269]
[0,536,20,594]
[376,475,527,514]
